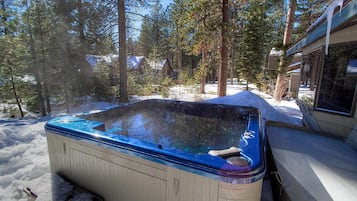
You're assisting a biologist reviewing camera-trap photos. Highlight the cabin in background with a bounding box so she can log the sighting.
[86,55,148,72]
[267,49,302,98]
[147,59,173,77]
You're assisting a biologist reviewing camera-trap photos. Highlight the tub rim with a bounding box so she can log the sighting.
[45,99,266,184]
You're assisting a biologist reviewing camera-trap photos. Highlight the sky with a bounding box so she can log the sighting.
[129,0,173,39]
[161,0,172,8]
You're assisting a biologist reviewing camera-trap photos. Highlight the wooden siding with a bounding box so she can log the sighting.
[312,111,357,138]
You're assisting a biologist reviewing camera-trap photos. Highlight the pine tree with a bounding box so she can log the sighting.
[273,0,296,101]
[118,0,128,102]
[183,0,222,93]
[0,0,27,117]
[24,0,46,116]
[218,0,229,96]
[169,0,187,79]
[294,0,327,40]
[137,16,153,57]
[237,1,268,90]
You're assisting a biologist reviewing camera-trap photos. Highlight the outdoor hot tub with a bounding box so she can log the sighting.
[45,99,265,201]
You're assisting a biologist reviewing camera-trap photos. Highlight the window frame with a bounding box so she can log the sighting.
[314,43,357,117]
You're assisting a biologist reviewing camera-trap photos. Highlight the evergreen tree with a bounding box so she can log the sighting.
[294,0,327,40]
[0,0,27,117]
[237,1,268,90]
[274,0,296,101]
[169,0,188,78]
[218,0,229,96]
[137,16,153,57]
[183,0,222,93]
[85,0,117,55]
[23,0,49,116]
[118,0,128,102]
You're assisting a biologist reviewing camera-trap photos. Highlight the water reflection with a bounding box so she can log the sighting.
[103,109,247,154]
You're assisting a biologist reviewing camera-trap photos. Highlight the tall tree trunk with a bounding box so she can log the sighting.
[36,3,51,113]
[118,0,128,102]
[78,0,86,52]
[77,0,91,93]
[273,0,296,101]
[26,0,46,116]
[200,48,207,94]
[230,2,238,85]
[9,66,24,118]
[175,5,183,83]
[177,49,182,80]
[64,82,70,113]
[218,0,229,97]
[32,42,47,117]
[64,42,72,113]
[2,1,23,117]
[230,37,235,85]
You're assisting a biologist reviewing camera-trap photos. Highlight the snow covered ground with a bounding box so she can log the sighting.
[0,83,302,200]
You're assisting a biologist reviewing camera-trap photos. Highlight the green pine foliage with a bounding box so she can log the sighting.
[127,67,174,97]
[0,0,316,116]
[237,1,269,89]
[294,0,327,40]
[0,1,29,117]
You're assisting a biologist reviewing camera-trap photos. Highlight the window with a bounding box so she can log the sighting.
[316,43,357,116]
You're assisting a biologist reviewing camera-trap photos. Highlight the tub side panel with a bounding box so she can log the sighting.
[46,131,263,201]
[109,160,166,201]
[70,148,111,198]
[166,167,219,201]
[67,137,167,201]
[218,180,263,201]
[46,132,72,176]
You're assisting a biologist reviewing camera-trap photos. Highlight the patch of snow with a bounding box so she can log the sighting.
[85,54,118,69]
[287,61,302,69]
[269,48,283,56]
[205,91,301,127]
[147,59,168,70]
[0,119,48,201]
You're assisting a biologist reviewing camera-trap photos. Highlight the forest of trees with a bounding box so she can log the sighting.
[0,0,328,117]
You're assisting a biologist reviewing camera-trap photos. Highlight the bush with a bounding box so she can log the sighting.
[178,69,197,86]
[25,95,40,113]
[128,68,174,97]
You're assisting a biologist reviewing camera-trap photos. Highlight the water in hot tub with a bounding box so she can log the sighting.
[102,109,247,154]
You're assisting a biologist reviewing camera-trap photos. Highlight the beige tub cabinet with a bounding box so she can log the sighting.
[47,133,263,201]
[46,100,265,201]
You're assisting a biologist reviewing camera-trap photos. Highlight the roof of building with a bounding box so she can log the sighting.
[147,59,169,71]
[287,0,357,56]
[127,56,145,69]
[86,55,145,70]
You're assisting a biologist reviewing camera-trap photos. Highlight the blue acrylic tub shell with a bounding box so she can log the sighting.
[45,99,265,183]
